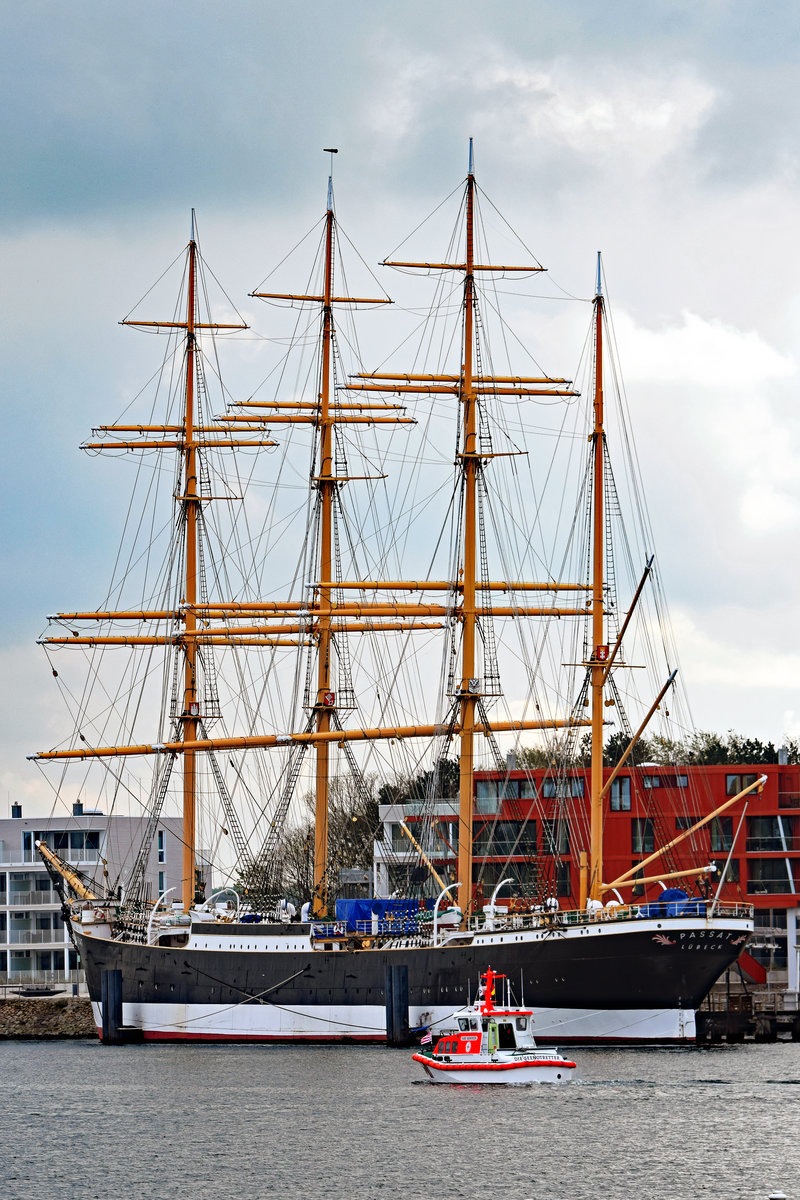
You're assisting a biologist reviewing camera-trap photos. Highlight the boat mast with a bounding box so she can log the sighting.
[313,175,336,916]
[589,252,605,903]
[457,140,478,917]
[182,217,200,909]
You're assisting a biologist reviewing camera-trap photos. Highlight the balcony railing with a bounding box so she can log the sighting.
[0,970,83,991]
[4,891,61,907]
[747,880,797,895]
[6,929,66,945]
[746,837,800,853]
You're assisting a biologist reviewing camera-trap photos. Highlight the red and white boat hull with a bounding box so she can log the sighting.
[413,1051,576,1084]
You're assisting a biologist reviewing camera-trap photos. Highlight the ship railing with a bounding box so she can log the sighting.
[311,900,753,941]
[312,918,431,938]
[467,899,753,933]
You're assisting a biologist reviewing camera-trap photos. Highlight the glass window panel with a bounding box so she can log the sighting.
[710,857,740,883]
[748,859,795,894]
[632,818,654,855]
[610,777,631,812]
[711,817,733,852]
[727,773,759,796]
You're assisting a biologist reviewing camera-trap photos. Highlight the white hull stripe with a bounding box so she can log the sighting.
[93,1000,697,1043]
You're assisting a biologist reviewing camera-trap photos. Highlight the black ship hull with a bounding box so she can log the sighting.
[75,909,751,1044]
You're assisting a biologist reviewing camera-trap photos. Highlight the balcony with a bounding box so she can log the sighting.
[6,929,66,945]
[745,837,800,853]
[5,890,61,906]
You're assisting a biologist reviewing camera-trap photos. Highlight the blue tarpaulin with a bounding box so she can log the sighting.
[639,888,706,918]
[334,897,430,931]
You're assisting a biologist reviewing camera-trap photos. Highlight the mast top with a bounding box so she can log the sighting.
[595,251,602,299]
[323,148,338,211]
[468,137,474,177]
[190,208,196,244]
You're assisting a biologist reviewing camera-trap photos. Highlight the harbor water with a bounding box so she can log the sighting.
[2,1038,798,1199]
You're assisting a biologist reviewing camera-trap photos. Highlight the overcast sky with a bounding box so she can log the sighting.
[4,1,800,814]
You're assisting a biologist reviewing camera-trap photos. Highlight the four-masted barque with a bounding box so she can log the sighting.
[33,145,754,1043]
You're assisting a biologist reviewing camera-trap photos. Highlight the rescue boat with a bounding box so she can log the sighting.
[412,967,577,1084]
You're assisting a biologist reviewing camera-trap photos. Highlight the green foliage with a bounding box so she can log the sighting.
[519,728,794,767]
[603,731,654,767]
[377,757,460,804]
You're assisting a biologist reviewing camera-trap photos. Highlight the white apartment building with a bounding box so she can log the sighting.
[0,804,186,986]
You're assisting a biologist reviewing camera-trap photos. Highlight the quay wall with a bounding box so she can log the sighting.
[0,997,96,1039]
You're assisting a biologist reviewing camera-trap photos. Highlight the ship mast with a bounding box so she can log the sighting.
[182,221,200,909]
[34,219,273,911]
[35,157,593,919]
[457,146,478,914]
[588,253,605,903]
[352,140,586,918]
[313,175,336,916]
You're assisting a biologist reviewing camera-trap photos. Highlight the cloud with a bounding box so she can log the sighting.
[673,607,800,692]
[613,308,795,390]
[609,307,800,544]
[475,61,717,169]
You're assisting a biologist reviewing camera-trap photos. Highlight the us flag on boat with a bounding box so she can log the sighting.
[420,1031,432,1044]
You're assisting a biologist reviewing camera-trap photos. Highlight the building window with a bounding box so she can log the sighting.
[157,830,166,863]
[711,817,734,853]
[432,820,458,857]
[556,861,571,896]
[542,820,569,855]
[632,818,654,855]
[710,858,740,884]
[35,829,102,863]
[158,871,165,894]
[473,820,536,856]
[391,824,408,853]
[610,777,631,812]
[748,859,796,895]
[542,776,585,799]
[726,773,759,797]
[642,774,688,790]
[747,815,794,853]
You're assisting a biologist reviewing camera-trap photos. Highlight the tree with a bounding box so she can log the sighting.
[603,731,654,767]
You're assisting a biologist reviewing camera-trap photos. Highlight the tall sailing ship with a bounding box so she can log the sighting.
[33,146,754,1043]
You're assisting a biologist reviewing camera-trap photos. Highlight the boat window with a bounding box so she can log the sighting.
[515,1017,527,1031]
[471,1018,479,1030]
[481,1019,488,1031]
[458,1018,469,1030]
[497,1022,516,1049]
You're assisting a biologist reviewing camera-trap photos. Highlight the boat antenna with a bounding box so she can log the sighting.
[323,147,338,210]
[468,136,474,176]
[190,207,196,244]
[595,250,602,298]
